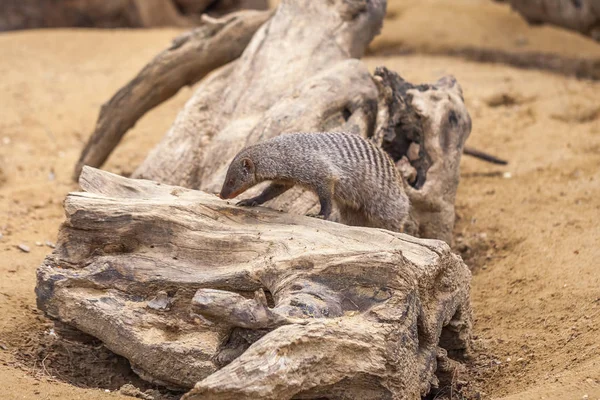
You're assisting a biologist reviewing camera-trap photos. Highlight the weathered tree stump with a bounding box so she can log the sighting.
[36,167,472,399]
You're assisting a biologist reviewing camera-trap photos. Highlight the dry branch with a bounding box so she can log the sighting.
[37,167,472,399]
[73,9,272,179]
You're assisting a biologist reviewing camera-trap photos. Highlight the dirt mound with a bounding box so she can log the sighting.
[0,307,179,398]
[17,329,144,390]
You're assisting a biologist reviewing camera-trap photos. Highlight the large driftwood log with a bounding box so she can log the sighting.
[495,0,600,41]
[36,167,472,399]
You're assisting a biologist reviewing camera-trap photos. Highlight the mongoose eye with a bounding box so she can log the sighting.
[228,179,234,186]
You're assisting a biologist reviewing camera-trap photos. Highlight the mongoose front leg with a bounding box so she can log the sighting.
[236,182,292,207]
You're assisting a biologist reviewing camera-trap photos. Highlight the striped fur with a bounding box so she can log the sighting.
[220,132,410,232]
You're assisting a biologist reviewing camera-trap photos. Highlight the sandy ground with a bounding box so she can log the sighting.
[0,1,599,399]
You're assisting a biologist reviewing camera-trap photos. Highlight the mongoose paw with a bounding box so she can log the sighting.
[214,345,246,367]
[237,199,258,207]
[306,213,326,220]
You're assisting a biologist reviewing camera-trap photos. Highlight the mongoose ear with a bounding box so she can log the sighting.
[241,158,255,173]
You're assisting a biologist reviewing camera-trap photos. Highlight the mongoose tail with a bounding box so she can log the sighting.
[463,146,508,165]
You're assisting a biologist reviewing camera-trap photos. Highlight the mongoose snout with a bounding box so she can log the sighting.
[219,158,256,200]
[219,131,410,231]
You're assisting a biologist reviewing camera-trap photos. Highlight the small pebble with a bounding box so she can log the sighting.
[105,389,110,393]
[35,241,43,247]
[45,240,56,248]
[48,171,55,181]
[506,357,511,362]
[515,35,529,47]
[17,244,30,253]
[2,137,10,145]
[503,172,512,179]
[582,395,588,400]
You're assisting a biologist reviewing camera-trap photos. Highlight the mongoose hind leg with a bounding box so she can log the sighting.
[363,197,409,233]
[338,204,370,227]
[237,182,293,207]
[310,180,335,220]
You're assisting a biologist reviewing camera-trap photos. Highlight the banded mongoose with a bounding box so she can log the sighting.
[219,132,410,232]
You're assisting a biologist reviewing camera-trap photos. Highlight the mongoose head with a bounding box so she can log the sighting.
[219,157,257,199]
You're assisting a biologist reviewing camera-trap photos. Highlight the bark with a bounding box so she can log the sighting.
[36,166,472,399]
[497,0,600,41]
[73,9,272,180]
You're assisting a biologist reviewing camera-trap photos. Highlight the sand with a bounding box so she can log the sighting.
[0,1,599,399]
